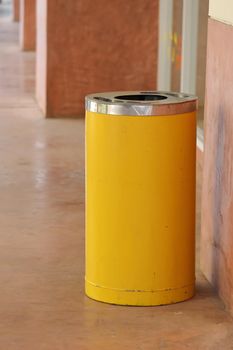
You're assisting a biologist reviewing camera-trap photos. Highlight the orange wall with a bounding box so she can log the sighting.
[13,0,20,22]
[36,0,159,117]
[20,0,36,51]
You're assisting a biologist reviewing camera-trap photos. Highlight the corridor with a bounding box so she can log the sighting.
[0,1,233,349]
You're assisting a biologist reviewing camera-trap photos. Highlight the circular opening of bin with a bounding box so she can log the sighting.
[114,94,167,101]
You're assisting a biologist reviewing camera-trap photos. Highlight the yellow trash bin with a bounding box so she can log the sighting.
[85,91,197,306]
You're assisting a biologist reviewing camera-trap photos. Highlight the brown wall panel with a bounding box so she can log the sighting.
[20,0,36,51]
[13,0,20,22]
[37,0,159,117]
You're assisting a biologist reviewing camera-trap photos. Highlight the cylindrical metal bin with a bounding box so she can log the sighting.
[85,91,197,306]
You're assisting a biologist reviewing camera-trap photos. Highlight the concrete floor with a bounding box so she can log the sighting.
[0,2,233,349]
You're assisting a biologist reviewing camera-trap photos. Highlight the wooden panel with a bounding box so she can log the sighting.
[36,0,159,117]
[201,18,233,315]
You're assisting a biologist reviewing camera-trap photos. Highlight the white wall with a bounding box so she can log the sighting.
[209,0,233,25]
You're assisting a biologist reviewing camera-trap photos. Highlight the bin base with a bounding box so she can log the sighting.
[85,280,195,306]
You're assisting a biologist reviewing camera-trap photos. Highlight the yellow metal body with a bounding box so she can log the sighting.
[85,110,196,306]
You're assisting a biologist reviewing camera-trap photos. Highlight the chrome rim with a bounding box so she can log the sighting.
[85,91,198,116]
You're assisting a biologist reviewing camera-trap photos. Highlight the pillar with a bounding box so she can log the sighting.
[196,0,209,108]
[20,0,36,51]
[201,0,233,315]
[36,0,159,118]
[170,0,183,92]
[13,0,20,22]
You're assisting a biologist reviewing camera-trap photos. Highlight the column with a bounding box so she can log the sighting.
[201,0,233,315]
[170,0,183,92]
[36,0,159,118]
[13,0,20,22]
[20,0,36,51]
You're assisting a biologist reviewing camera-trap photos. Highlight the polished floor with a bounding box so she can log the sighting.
[0,2,233,349]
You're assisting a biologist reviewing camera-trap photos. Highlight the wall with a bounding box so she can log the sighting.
[19,0,36,51]
[196,0,209,107]
[201,0,233,315]
[209,0,233,25]
[36,0,47,112]
[37,0,159,117]
[13,0,19,22]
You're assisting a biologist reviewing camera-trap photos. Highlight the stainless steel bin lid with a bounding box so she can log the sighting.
[85,91,198,116]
